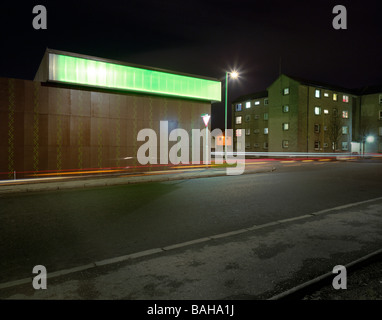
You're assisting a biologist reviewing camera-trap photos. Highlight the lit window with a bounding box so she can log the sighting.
[236,103,242,111]
[246,101,251,109]
[235,116,242,124]
[314,107,321,115]
[342,126,348,134]
[324,93,329,98]
[264,128,269,135]
[282,140,289,148]
[314,141,320,150]
[245,115,251,122]
[314,124,320,133]
[315,89,321,98]
[246,128,251,136]
[324,109,329,114]
[255,100,260,106]
[379,127,382,136]
[264,98,269,105]
[263,142,269,149]
[282,123,289,131]
[333,94,338,101]
[264,113,269,120]
[342,110,349,119]
[236,129,242,137]
[283,105,289,113]
[342,142,348,150]
[343,95,349,103]
[283,88,289,95]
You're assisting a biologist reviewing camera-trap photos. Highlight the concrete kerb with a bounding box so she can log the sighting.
[0,166,275,195]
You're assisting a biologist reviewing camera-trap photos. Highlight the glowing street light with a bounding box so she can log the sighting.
[366,135,375,143]
[225,70,239,157]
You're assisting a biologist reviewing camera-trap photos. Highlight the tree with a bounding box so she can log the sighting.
[327,111,343,152]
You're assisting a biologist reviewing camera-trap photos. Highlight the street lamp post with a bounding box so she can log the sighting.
[224,71,238,158]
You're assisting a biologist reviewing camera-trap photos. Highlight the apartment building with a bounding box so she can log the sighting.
[232,74,382,154]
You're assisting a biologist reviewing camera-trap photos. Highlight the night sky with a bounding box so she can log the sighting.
[1,0,382,129]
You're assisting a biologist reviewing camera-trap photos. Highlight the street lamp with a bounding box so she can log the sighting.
[225,70,239,157]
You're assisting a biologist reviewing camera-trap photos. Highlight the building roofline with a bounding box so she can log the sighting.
[44,48,220,82]
[232,90,268,103]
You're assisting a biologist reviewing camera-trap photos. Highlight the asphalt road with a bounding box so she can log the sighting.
[1,161,382,284]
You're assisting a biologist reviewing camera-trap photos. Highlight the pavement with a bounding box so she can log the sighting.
[0,159,382,301]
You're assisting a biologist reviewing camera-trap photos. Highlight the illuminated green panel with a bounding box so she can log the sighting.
[49,54,221,101]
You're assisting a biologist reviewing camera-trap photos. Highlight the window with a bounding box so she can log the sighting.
[282,123,289,131]
[379,127,382,136]
[343,95,349,103]
[235,116,242,124]
[314,141,320,150]
[263,113,269,120]
[314,106,321,115]
[245,142,250,149]
[282,140,289,148]
[283,88,289,95]
[236,129,242,137]
[264,98,269,105]
[255,100,260,106]
[246,101,251,109]
[254,114,260,120]
[283,105,289,113]
[342,110,349,119]
[342,126,348,134]
[323,142,329,148]
[324,109,329,115]
[263,142,269,149]
[333,93,338,101]
[314,124,320,133]
[264,128,269,135]
[342,142,348,151]
[379,110,382,120]
[315,89,321,98]
[245,115,251,122]
[324,93,329,98]
[254,129,260,134]
[235,103,242,111]
[379,95,382,104]
[324,125,328,131]
[245,128,251,136]
[333,108,338,117]
[254,143,260,148]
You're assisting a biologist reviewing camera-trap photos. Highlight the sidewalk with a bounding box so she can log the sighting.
[1,196,382,299]
[0,164,276,195]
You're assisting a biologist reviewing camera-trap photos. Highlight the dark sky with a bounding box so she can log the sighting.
[1,0,382,129]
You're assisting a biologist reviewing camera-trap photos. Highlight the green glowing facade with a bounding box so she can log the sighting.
[42,51,221,102]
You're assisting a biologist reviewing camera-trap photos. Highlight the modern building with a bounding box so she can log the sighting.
[232,74,382,154]
[0,49,221,179]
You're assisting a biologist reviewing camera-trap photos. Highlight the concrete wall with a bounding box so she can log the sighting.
[0,77,210,179]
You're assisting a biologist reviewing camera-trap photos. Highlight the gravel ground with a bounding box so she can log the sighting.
[303,258,382,300]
